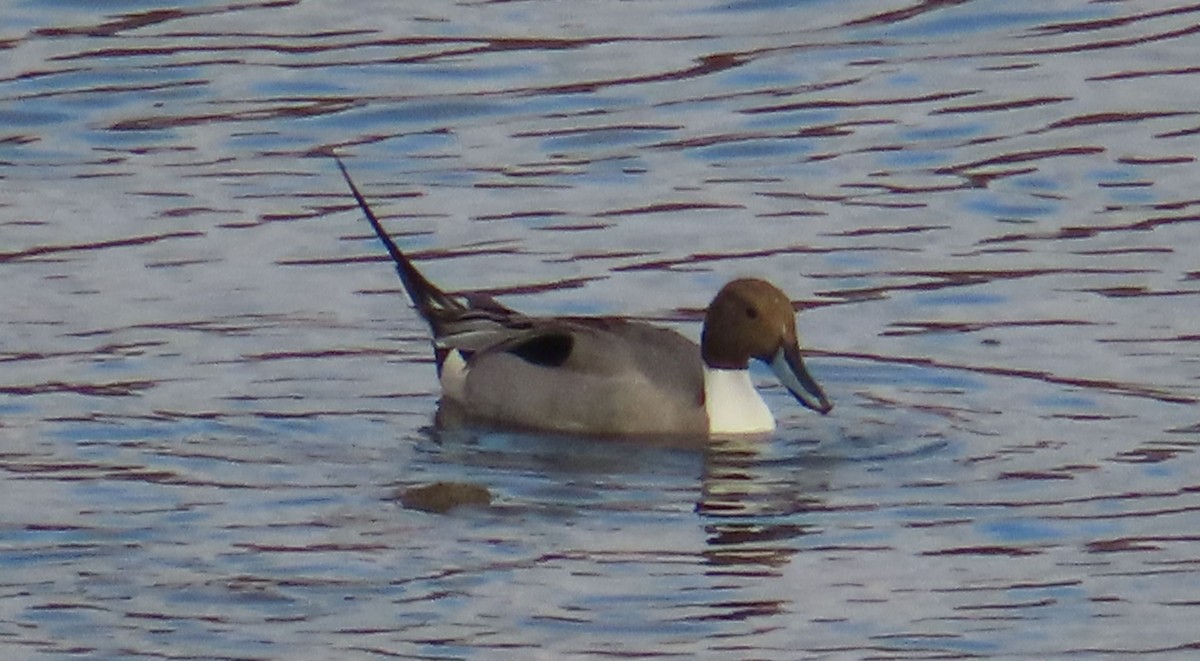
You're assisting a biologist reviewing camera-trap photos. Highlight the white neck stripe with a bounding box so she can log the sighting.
[703,367,775,435]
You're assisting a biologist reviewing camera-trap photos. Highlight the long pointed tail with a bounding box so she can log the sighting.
[333,156,465,324]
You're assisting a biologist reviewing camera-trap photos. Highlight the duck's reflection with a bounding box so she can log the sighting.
[418,421,833,573]
[698,437,831,571]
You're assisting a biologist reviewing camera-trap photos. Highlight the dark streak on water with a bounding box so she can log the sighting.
[2,0,1200,659]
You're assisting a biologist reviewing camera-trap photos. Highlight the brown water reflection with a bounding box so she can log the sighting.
[3,0,1200,658]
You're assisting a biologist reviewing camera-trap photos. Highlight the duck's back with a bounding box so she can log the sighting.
[456,317,707,436]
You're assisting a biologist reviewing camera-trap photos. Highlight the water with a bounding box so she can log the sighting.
[2,0,1199,658]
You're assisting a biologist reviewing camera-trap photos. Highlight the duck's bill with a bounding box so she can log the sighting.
[770,345,833,414]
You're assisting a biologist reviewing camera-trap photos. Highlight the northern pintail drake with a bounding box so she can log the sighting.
[335,158,832,437]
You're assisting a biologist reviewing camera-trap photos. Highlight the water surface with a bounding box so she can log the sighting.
[2,0,1199,658]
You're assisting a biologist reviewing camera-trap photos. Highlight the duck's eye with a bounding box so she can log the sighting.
[745,306,758,319]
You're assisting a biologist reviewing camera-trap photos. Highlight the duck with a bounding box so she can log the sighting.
[334,157,832,437]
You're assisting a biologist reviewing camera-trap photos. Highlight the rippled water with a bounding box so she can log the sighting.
[3,0,1199,658]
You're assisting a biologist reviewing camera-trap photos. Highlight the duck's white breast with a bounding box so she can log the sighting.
[703,368,775,435]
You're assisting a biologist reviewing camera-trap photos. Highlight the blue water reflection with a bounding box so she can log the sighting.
[915,291,1007,306]
[316,100,508,128]
[0,106,71,126]
[980,518,1063,542]
[714,0,842,14]
[869,7,1107,38]
[964,195,1058,219]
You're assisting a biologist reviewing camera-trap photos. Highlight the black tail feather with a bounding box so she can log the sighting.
[333,156,464,322]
